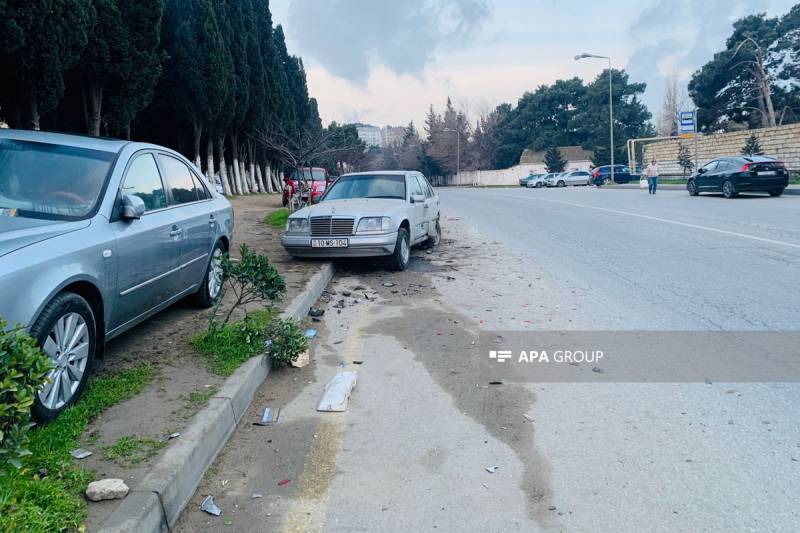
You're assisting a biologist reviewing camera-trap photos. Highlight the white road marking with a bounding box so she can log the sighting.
[522,196,800,250]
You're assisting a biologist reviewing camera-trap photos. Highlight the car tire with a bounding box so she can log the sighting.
[31,292,97,422]
[722,179,738,199]
[193,241,226,308]
[557,180,566,187]
[425,218,442,248]
[769,188,784,197]
[536,182,543,188]
[687,180,699,196]
[389,228,410,271]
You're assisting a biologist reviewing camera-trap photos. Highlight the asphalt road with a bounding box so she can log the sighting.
[177,186,800,533]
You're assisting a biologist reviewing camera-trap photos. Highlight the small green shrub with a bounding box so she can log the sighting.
[265,319,309,367]
[194,310,275,376]
[211,244,286,328]
[0,319,51,471]
[265,208,289,228]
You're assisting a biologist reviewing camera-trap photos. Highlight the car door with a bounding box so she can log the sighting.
[157,153,215,296]
[415,174,437,235]
[710,160,731,190]
[109,152,182,331]
[696,160,718,190]
[407,174,427,243]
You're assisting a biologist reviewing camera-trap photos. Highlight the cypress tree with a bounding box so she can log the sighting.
[544,146,567,173]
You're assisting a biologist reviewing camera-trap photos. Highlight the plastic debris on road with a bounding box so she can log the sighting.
[317,371,358,412]
[308,307,325,317]
[251,493,263,499]
[278,479,291,486]
[160,432,181,442]
[486,465,499,474]
[200,495,222,516]
[70,448,93,460]
[305,328,317,338]
[253,407,280,426]
[291,349,310,368]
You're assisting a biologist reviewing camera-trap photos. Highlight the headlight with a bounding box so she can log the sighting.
[285,218,309,233]
[356,217,391,234]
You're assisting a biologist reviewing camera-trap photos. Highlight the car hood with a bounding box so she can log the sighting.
[0,217,90,258]
[293,198,407,218]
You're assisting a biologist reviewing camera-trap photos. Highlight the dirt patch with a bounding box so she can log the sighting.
[83,194,327,530]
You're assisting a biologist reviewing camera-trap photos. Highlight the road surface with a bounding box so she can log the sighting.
[177,187,800,532]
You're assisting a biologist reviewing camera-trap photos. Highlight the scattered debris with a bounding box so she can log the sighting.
[70,448,93,460]
[160,432,181,442]
[592,367,605,374]
[200,495,222,516]
[341,291,352,297]
[488,381,503,386]
[291,349,310,368]
[305,328,317,338]
[312,317,322,323]
[485,466,499,474]
[548,506,557,511]
[277,479,291,486]
[334,299,346,309]
[353,285,366,291]
[251,493,263,499]
[308,307,325,317]
[222,479,229,488]
[353,360,364,365]
[382,282,395,287]
[334,340,343,345]
[86,479,130,502]
[481,483,490,489]
[254,407,280,426]
[317,371,358,412]
[523,414,534,422]
[446,276,455,281]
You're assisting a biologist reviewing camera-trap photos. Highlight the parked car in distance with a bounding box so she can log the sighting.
[547,170,592,187]
[282,171,440,271]
[525,174,548,188]
[687,156,789,198]
[592,165,638,185]
[282,167,330,207]
[0,130,233,420]
[519,173,545,187]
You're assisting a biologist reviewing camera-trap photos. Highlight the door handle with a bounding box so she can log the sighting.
[170,226,183,237]
[208,215,216,227]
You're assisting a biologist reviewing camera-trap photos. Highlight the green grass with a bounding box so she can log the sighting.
[182,386,218,411]
[103,436,166,467]
[192,310,276,376]
[265,208,289,228]
[0,363,154,533]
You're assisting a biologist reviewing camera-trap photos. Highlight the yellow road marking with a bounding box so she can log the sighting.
[282,306,367,533]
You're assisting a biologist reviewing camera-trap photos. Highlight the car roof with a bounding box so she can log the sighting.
[717,155,776,162]
[0,128,136,153]
[341,170,414,177]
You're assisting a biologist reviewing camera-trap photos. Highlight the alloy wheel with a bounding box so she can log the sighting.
[38,312,90,410]
[401,235,410,265]
[208,247,224,299]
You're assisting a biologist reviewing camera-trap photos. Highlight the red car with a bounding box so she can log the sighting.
[282,167,330,207]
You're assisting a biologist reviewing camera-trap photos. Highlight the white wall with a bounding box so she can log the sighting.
[450,160,593,186]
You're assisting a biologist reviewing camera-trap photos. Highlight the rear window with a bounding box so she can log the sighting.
[290,169,326,181]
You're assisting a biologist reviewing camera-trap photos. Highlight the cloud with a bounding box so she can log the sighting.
[287,0,490,85]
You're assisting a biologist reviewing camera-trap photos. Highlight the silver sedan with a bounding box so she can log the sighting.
[282,171,441,270]
[0,130,233,420]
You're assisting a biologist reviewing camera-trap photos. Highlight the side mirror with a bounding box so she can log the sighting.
[120,194,145,220]
[697,168,706,174]
[411,194,425,204]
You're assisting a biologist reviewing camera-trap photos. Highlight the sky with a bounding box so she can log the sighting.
[269,0,797,129]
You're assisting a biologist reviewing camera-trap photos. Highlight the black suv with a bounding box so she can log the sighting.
[591,164,637,185]
[687,156,789,198]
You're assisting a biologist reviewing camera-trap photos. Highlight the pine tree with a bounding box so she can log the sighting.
[741,132,764,156]
[544,146,566,173]
[677,143,694,178]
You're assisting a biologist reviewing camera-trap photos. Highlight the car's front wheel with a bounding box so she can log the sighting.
[687,180,699,196]
[193,241,226,308]
[604,177,611,185]
[722,179,738,199]
[557,180,566,187]
[536,182,543,188]
[769,188,784,197]
[389,228,410,271]
[31,292,96,421]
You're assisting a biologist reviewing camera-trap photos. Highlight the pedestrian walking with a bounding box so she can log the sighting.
[644,159,660,195]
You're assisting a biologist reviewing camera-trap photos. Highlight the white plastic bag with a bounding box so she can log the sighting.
[639,178,648,189]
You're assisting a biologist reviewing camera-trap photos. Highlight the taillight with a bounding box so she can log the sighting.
[740,163,751,172]
[593,169,600,177]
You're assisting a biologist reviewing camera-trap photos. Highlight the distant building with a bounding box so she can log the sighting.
[356,125,383,147]
[381,126,405,147]
[519,146,594,172]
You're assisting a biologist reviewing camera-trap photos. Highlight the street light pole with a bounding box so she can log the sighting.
[575,53,614,185]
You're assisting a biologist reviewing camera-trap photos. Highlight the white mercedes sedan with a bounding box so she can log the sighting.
[281,171,441,270]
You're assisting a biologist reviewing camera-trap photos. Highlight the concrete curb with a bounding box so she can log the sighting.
[98,262,335,533]
[610,184,800,195]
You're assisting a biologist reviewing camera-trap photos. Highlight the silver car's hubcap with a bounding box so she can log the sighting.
[208,247,223,298]
[401,237,410,264]
[39,312,89,410]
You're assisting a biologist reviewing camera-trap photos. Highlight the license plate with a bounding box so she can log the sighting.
[758,171,777,176]
[311,238,348,248]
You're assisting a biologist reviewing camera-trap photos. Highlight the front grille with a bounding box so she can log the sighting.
[310,216,354,236]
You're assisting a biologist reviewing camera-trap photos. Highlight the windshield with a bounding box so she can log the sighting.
[290,168,326,181]
[322,174,406,201]
[0,139,114,220]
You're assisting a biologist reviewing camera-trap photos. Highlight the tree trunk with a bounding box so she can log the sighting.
[272,167,282,192]
[192,122,203,169]
[30,92,41,131]
[265,160,274,193]
[231,139,246,194]
[206,135,215,183]
[217,136,233,196]
[87,81,104,136]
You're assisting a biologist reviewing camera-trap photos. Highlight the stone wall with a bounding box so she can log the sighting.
[451,160,594,186]
[642,123,800,177]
